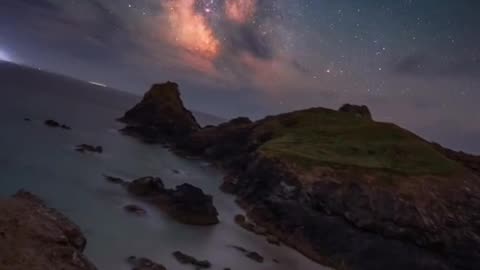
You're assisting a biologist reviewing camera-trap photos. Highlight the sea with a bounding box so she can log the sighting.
[0,61,327,270]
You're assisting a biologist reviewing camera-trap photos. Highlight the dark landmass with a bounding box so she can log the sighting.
[105,175,219,225]
[0,190,97,270]
[119,82,480,270]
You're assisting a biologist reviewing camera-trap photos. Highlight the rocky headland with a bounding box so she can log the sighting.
[118,82,480,270]
[0,190,97,270]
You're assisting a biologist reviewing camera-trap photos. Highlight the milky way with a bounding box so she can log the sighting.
[1,0,480,153]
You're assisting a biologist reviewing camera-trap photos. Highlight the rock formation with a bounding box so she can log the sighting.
[119,82,480,270]
[338,103,372,119]
[172,251,211,269]
[75,144,103,154]
[119,82,200,143]
[0,190,97,270]
[108,176,219,225]
[127,256,166,270]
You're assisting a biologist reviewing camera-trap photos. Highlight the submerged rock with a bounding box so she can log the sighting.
[127,256,166,270]
[229,245,264,263]
[0,190,97,270]
[127,176,165,196]
[45,119,72,130]
[103,174,126,185]
[172,251,211,269]
[75,144,103,154]
[124,204,147,216]
[45,119,61,127]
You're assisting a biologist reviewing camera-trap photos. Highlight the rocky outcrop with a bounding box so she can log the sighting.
[124,204,147,216]
[119,82,200,143]
[0,190,97,270]
[127,256,166,270]
[45,119,72,130]
[228,245,264,263]
[108,176,219,225]
[338,104,372,120]
[75,144,103,154]
[119,83,480,270]
[172,251,211,269]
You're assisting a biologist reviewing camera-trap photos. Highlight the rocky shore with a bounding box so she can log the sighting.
[118,82,480,270]
[0,190,97,270]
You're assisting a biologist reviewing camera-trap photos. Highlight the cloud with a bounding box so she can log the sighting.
[225,0,257,23]
[163,0,220,59]
[394,52,480,78]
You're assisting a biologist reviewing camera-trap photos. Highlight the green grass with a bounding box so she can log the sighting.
[256,108,461,176]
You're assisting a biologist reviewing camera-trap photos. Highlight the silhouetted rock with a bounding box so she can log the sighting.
[127,256,166,270]
[75,144,103,154]
[44,119,72,130]
[167,183,219,225]
[229,245,264,263]
[127,176,165,196]
[119,82,200,143]
[0,190,97,270]
[45,119,61,127]
[124,204,147,216]
[103,174,126,185]
[113,177,219,225]
[172,251,211,269]
[338,104,372,119]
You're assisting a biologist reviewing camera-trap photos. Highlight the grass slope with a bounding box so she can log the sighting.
[256,108,461,176]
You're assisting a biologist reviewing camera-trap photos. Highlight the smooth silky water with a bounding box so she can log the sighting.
[0,62,327,270]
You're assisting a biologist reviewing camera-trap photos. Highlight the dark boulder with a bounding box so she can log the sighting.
[229,245,264,263]
[103,174,126,185]
[127,177,165,197]
[124,204,147,216]
[45,119,60,127]
[166,184,219,225]
[172,251,211,269]
[338,104,372,120]
[127,256,166,270]
[118,177,219,225]
[75,144,103,154]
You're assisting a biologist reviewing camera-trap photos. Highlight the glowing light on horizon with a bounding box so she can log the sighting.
[88,81,107,87]
[0,49,12,62]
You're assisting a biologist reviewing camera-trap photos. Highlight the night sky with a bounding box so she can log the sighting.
[0,0,479,153]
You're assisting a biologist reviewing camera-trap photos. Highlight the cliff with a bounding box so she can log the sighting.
[0,191,97,270]
[119,82,480,270]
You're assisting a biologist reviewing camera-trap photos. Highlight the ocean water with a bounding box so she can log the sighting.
[0,62,327,270]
